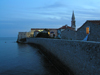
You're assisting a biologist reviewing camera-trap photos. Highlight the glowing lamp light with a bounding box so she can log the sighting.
[48,32,50,35]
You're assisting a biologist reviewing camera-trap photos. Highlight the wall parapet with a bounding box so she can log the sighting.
[26,38,100,75]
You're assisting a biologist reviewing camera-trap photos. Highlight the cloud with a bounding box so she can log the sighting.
[45,2,65,8]
[36,1,66,9]
[76,9,100,19]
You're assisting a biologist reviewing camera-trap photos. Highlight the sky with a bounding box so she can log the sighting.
[0,0,100,37]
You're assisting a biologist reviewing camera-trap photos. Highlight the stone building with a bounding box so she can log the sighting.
[18,32,30,40]
[60,11,100,42]
[61,20,100,41]
[60,25,76,40]
[61,25,76,40]
[77,20,100,42]
[60,11,76,39]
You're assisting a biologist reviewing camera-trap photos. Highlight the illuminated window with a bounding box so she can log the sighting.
[38,30,43,32]
[86,27,90,34]
[48,32,50,35]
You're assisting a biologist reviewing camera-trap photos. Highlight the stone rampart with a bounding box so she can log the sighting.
[26,38,100,75]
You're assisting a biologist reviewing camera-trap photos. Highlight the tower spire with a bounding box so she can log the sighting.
[71,11,76,30]
[72,11,75,21]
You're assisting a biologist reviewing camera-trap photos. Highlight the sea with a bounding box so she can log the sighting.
[0,37,62,75]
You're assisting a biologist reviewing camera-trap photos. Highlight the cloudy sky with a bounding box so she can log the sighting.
[0,0,100,37]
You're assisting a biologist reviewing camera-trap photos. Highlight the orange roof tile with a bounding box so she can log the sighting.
[59,25,75,31]
[59,25,67,29]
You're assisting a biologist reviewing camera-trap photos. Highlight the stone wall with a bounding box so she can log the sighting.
[61,21,100,42]
[61,28,77,40]
[77,21,100,42]
[26,38,100,75]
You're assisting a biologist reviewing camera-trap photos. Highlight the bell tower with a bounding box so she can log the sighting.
[71,11,76,30]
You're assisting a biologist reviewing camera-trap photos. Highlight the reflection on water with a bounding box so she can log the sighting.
[0,37,62,75]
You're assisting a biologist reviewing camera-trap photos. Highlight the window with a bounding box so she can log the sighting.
[48,32,50,35]
[86,27,90,34]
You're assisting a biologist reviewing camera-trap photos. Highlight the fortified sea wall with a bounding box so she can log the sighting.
[26,38,100,75]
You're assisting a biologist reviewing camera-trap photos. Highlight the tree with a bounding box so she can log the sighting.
[36,32,50,38]
[44,29,50,32]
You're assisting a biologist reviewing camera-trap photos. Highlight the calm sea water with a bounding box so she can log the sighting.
[0,37,62,75]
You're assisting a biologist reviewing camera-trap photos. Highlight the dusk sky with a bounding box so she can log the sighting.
[0,0,100,37]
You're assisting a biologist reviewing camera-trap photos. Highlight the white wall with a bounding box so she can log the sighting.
[18,32,30,40]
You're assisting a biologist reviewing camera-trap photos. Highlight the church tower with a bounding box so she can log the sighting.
[71,11,76,30]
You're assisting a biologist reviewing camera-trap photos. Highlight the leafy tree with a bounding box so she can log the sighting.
[36,32,50,38]
[44,29,50,32]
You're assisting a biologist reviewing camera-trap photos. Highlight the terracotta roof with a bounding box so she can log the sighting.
[87,20,100,25]
[67,26,75,31]
[59,25,75,31]
[59,25,67,29]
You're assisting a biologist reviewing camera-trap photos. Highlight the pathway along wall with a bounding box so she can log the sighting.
[26,38,100,75]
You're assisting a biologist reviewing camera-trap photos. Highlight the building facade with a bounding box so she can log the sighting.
[59,11,100,42]
[60,11,77,40]
[61,20,100,42]
[18,32,30,40]
[31,28,58,38]
[77,20,100,42]
[60,25,76,40]
[61,28,76,40]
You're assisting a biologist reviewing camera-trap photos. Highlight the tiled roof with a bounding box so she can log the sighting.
[67,26,75,31]
[59,25,67,29]
[87,20,100,25]
[59,25,75,31]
